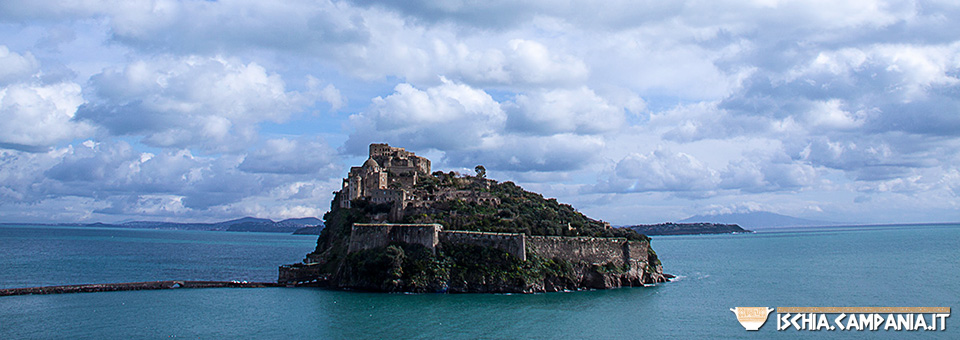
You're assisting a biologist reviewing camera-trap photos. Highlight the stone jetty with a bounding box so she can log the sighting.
[0,280,282,297]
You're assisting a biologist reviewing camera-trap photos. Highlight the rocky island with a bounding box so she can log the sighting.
[628,222,750,236]
[280,143,668,293]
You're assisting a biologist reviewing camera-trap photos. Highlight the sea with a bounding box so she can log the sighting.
[0,223,957,339]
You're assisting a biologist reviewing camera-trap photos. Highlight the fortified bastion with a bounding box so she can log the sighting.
[280,143,666,292]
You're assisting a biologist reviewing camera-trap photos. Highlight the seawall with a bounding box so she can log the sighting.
[0,281,281,296]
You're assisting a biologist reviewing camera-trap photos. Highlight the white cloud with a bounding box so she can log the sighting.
[238,138,340,175]
[0,139,343,222]
[316,82,345,111]
[719,151,819,193]
[346,78,505,153]
[505,87,624,135]
[0,46,39,85]
[501,39,588,85]
[804,99,868,130]
[348,80,617,172]
[0,82,94,151]
[2,0,960,224]
[0,46,94,151]
[77,56,315,152]
[595,149,720,196]
[446,133,605,172]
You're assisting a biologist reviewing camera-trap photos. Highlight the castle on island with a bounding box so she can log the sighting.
[339,143,431,208]
[338,143,498,217]
[279,143,664,287]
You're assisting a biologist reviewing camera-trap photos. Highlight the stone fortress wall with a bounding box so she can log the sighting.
[438,230,527,261]
[526,236,629,266]
[347,223,442,254]
[348,223,651,268]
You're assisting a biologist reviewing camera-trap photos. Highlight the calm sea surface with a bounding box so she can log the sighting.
[0,224,957,339]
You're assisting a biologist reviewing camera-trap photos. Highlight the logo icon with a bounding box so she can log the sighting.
[730,307,775,331]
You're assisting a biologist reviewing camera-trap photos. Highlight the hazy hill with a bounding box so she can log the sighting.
[81,217,324,234]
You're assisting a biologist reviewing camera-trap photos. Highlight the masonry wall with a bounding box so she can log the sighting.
[438,230,526,261]
[345,223,649,269]
[625,240,649,263]
[347,223,441,254]
[278,263,322,285]
[526,236,629,266]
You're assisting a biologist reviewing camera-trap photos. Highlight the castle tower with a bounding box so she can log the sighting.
[338,143,431,210]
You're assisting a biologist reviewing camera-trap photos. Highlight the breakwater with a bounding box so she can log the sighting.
[0,280,282,297]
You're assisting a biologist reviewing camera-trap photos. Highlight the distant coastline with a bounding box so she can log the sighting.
[0,217,324,235]
[627,222,750,236]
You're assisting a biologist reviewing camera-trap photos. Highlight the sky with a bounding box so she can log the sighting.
[1,0,959,225]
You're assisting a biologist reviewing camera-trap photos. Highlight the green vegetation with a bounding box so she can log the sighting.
[342,242,447,292]
[312,192,394,273]
[340,242,581,293]
[309,169,660,292]
[474,165,486,179]
[404,174,648,241]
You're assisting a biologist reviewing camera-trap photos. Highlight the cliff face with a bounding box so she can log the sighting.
[330,240,666,293]
[281,144,667,292]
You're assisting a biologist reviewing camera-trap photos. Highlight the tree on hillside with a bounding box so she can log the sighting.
[474,165,486,179]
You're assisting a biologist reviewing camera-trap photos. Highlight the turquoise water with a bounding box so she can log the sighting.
[0,224,957,338]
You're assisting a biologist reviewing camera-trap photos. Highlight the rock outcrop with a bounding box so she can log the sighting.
[280,143,668,292]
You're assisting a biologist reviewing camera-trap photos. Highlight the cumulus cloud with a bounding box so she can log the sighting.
[0,139,343,222]
[498,39,588,85]
[0,46,95,152]
[0,46,39,85]
[349,28,589,87]
[345,78,505,153]
[2,0,960,224]
[10,0,593,89]
[594,149,720,196]
[445,134,605,172]
[238,138,340,175]
[0,0,370,54]
[719,150,819,193]
[648,39,960,190]
[594,145,822,197]
[724,42,960,136]
[505,87,624,135]
[76,56,315,152]
[347,79,623,172]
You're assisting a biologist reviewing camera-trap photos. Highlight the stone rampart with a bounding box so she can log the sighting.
[347,223,441,254]
[279,263,323,285]
[625,240,649,263]
[345,223,651,269]
[439,230,526,261]
[526,236,630,266]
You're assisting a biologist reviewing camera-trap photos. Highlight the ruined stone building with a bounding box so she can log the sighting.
[338,143,500,216]
[339,143,431,209]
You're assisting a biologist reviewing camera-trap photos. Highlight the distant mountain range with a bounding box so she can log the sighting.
[679,211,832,229]
[63,217,324,235]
